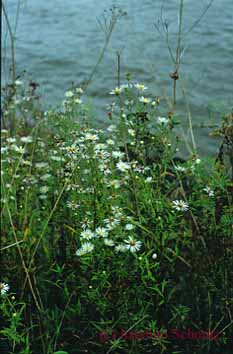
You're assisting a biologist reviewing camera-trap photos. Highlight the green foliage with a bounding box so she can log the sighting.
[1,78,232,354]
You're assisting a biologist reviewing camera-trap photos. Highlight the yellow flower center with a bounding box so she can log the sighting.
[114,88,121,95]
[138,84,145,90]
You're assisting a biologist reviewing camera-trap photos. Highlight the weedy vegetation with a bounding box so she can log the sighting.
[1,1,233,354]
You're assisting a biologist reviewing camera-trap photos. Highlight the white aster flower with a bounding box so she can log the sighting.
[134,83,147,91]
[174,165,186,172]
[124,99,134,106]
[80,229,95,240]
[74,98,82,104]
[67,145,78,155]
[112,151,125,159]
[128,129,135,137]
[65,90,74,98]
[15,80,23,86]
[7,138,16,144]
[12,145,25,154]
[125,223,135,231]
[203,186,214,197]
[145,176,153,183]
[95,143,106,151]
[195,158,201,164]
[152,253,157,260]
[50,156,65,162]
[111,206,123,215]
[40,174,52,181]
[76,242,94,256]
[35,162,49,169]
[21,160,32,166]
[23,160,34,169]
[96,150,110,160]
[103,168,111,176]
[104,217,120,230]
[0,282,10,295]
[1,147,8,154]
[106,139,115,146]
[95,227,108,238]
[116,161,131,172]
[115,244,128,253]
[139,96,151,104]
[76,87,84,94]
[107,179,121,189]
[104,238,115,246]
[120,83,134,90]
[109,87,122,95]
[107,124,117,132]
[20,136,33,143]
[157,117,169,125]
[172,200,189,211]
[67,201,80,209]
[85,133,99,141]
[124,236,142,253]
[39,186,49,194]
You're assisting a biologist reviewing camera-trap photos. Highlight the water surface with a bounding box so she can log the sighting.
[2,0,233,154]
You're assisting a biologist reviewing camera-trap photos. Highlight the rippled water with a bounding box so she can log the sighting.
[2,0,233,154]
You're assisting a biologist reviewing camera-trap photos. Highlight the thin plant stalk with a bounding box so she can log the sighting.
[2,1,16,84]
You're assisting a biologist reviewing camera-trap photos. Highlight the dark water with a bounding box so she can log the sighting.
[2,0,233,154]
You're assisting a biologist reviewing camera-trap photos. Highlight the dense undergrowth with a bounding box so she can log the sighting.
[1,79,233,354]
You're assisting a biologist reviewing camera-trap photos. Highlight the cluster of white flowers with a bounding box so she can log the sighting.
[110,82,149,95]
[75,206,143,256]
[63,88,83,111]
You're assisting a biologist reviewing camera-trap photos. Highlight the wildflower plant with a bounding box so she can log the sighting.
[1,78,232,354]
